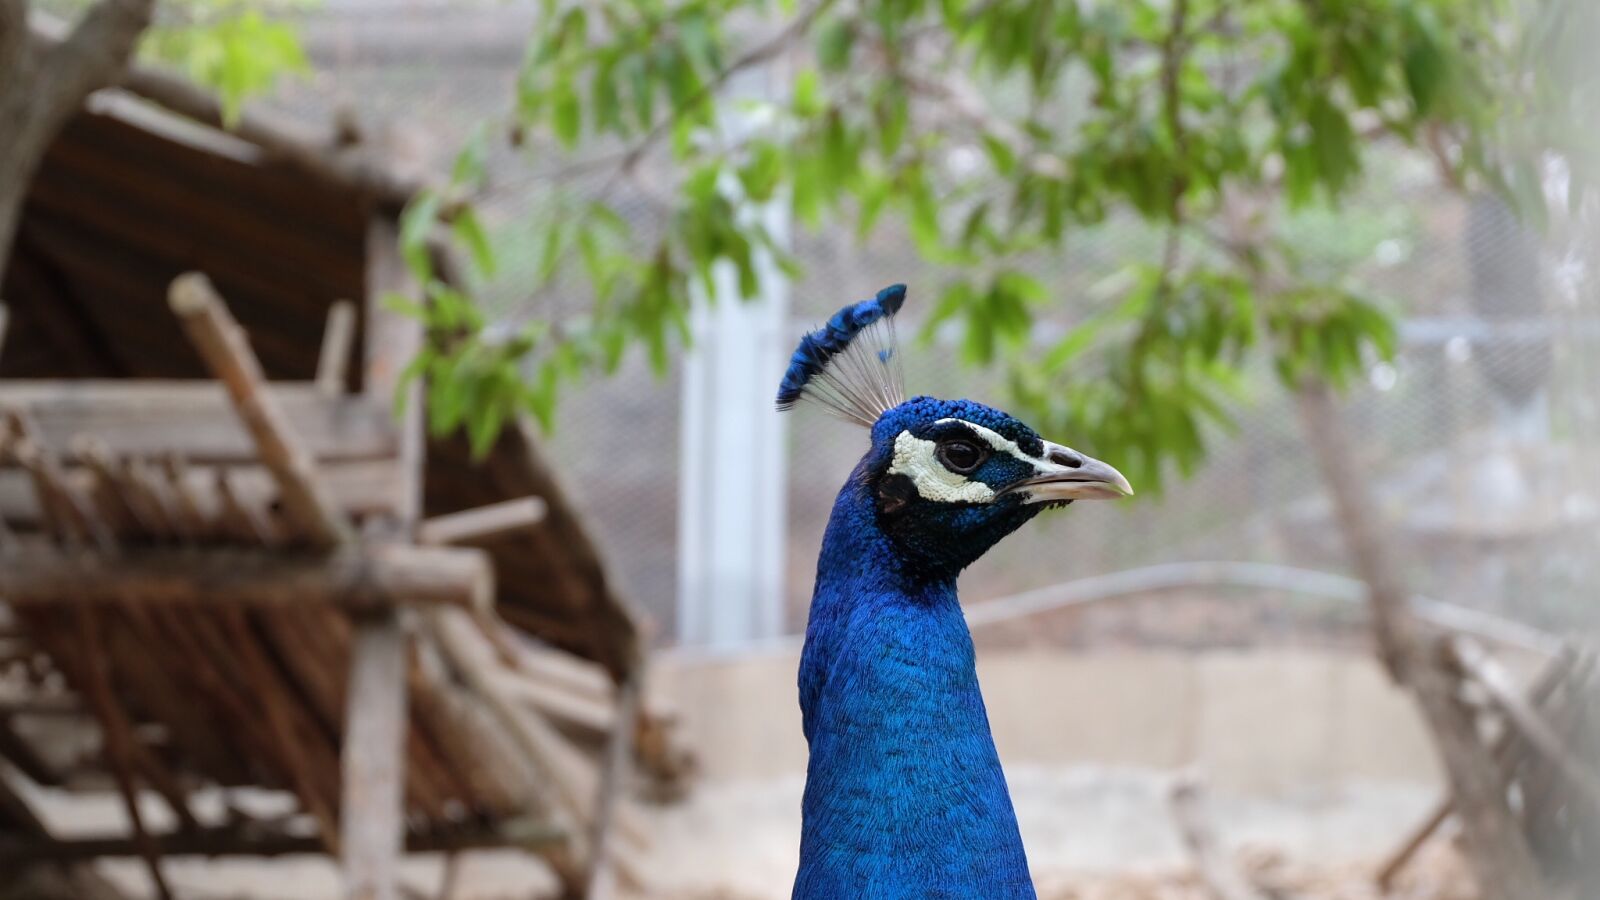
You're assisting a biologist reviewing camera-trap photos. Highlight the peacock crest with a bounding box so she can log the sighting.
[775,283,907,427]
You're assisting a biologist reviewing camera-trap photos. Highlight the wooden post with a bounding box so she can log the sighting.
[338,216,426,900]
[585,673,641,900]
[168,272,353,547]
[317,301,358,397]
[341,619,408,900]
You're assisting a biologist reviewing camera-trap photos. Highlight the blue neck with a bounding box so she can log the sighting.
[793,469,1035,898]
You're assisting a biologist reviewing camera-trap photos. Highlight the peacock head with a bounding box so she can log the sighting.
[778,284,1132,578]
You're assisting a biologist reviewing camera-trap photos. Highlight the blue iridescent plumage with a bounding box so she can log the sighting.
[779,286,1132,899]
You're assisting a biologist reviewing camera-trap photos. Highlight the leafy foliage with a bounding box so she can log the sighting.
[402,0,1567,482]
[140,0,313,123]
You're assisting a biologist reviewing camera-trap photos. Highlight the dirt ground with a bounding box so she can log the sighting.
[63,766,1460,899]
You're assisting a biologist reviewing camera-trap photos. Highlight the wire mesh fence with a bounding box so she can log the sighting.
[270,0,1600,648]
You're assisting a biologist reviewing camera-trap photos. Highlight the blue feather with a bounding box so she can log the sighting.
[775,283,907,411]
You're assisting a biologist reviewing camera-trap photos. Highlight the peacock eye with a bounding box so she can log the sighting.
[935,439,985,474]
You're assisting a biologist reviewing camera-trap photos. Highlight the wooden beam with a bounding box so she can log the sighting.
[418,497,547,547]
[0,542,493,612]
[0,818,565,864]
[0,459,403,527]
[0,381,396,463]
[317,301,358,397]
[169,272,353,547]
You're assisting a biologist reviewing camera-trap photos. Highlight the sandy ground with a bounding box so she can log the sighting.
[55,765,1453,899]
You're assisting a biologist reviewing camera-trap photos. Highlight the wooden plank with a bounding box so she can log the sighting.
[0,381,396,463]
[418,497,547,547]
[0,542,494,612]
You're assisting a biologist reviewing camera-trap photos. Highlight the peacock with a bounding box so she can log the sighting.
[777,284,1132,899]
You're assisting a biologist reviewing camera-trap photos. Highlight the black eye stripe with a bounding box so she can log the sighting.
[922,420,988,444]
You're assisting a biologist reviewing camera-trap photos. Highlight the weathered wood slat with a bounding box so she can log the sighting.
[0,381,396,463]
[0,543,494,612]
[0,460,402,526]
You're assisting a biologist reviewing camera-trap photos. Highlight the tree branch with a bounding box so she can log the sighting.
[0,0,29,76]
[616,0,834,177]
[38,0,154,131]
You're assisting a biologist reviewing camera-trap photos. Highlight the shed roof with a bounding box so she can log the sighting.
[0,94,642,680]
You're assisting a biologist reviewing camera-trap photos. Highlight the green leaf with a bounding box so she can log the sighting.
[553,76,582,147]
[451,124,490,189]
[451,206,497,277]
[817,18,856,71]
[399,192,442,283]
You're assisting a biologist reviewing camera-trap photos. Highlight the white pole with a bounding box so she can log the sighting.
[676,199,791,646]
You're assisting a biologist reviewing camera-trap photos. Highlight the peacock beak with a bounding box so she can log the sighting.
[1008,440,1134,502]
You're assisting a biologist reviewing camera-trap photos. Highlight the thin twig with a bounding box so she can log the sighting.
[74,609,174,900]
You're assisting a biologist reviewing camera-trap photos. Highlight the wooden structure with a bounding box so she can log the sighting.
[0,62,680,900]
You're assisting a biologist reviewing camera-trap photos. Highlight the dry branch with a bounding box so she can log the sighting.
[1451,639,1600,808]
[169,272,352,547]
[74,609,173,900]
[1377,646,1580,888]
[0,542,494,612]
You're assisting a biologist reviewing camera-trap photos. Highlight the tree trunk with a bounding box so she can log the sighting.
[1292,381,1548,899]
[0,0,156,284]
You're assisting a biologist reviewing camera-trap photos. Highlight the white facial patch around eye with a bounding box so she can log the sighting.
[888,431,997,504]
[931,418,1045,471]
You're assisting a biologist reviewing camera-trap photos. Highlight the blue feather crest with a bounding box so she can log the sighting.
[776,283,907,426]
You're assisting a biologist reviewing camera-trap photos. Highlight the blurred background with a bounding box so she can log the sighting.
[1,0,1598,898]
